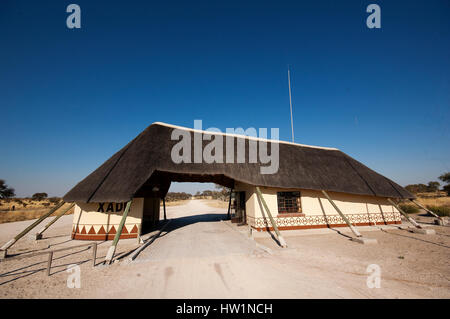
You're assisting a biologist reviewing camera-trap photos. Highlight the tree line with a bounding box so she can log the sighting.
[405,173,450,195]
[2,173,449,200]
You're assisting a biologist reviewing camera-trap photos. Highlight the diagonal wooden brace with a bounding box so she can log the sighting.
[321,190,362,237]
[0,201,65,253]
[409,199,443,221]
[255,187,287,248]
[388,198,422,229]
[105,200,132,264]
[35,203,75,240]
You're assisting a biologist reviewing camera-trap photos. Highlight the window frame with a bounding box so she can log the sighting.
[276,191,302,215]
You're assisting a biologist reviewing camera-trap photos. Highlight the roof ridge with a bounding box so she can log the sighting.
[151,122,339,151]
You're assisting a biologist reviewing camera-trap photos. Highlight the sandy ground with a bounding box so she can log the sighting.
[0,200,449,298]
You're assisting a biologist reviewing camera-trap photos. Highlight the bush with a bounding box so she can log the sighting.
[48,197,61,204]
[165,192,191,202]
[426,206,450,217]
[32,193,48,201]
[443,185,450,196]
[398,204,419,214]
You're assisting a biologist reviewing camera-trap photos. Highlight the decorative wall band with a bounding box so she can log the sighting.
[71,224,139,241]
[248,212,402,229]
[253,220,401,231]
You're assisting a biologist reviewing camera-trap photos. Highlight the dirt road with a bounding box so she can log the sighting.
[0,200,449,298]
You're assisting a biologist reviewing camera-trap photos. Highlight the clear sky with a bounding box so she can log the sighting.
[1,0,449,197]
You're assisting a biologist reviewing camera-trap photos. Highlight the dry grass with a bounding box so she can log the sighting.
[0,200,74,224]
[161,200,190,207]
[414,196,450,208]
[202,199,229,209]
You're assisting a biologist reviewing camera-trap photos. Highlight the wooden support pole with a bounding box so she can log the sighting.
[409,199,442,220]
[35,203,75,240]
[163,197,167,221]
[0,201,65,252]
[227,188,233,219]
[255,187,287,248]
[105,200,132,264]
[388,198,422,229]
[321,190,362,237]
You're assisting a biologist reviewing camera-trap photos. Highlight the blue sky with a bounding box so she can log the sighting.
[1,0,449,197]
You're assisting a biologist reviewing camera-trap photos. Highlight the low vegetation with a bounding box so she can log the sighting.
[398,204,420,214]
[0,201,74,224]
[165,192,192,202]
[426,206,450,217]
[194,186,230,201]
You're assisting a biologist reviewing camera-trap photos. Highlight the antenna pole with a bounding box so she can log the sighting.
[288,67,294,142]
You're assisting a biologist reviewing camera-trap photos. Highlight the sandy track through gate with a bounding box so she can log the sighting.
[1,200,449,298]
[134,200,261,262]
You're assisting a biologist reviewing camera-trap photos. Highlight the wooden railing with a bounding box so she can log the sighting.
[0,242,97,276]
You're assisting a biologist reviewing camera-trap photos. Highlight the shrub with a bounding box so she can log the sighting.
[165,192,192,202]
[398,204,419,214]
[48,197,61,204]
[426,206,450,217]
[443,185,450,196]
[32,193,48,201]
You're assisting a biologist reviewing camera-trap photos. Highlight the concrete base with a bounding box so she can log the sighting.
[410,227,436,235]
[0,239,16,251]
[0,250,6,260]
[351,237,378,244]
[105,246,116,264]
[434,218,448,226]
[278,235,288,248]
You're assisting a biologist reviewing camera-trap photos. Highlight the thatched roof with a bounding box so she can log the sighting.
[63,122,414,203]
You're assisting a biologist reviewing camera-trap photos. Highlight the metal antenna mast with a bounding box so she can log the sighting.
[288,66,294,142]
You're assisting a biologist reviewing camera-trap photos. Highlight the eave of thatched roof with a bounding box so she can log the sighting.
[63,122,414,203]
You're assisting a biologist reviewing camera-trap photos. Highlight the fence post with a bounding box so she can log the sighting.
[92,242,97,267]
[47,251,54,276]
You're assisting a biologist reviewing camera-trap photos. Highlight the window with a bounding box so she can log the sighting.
[277,191,301,214]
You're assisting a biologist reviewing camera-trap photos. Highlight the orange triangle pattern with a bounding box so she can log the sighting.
[72,224,140,237]
[130,225,138,234]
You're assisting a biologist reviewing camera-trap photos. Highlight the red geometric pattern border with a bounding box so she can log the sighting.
[249,212,402,230]
[71,224,139,241]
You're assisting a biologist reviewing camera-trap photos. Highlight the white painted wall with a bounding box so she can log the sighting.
[234,183,398,219]
[73,198,144,233]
